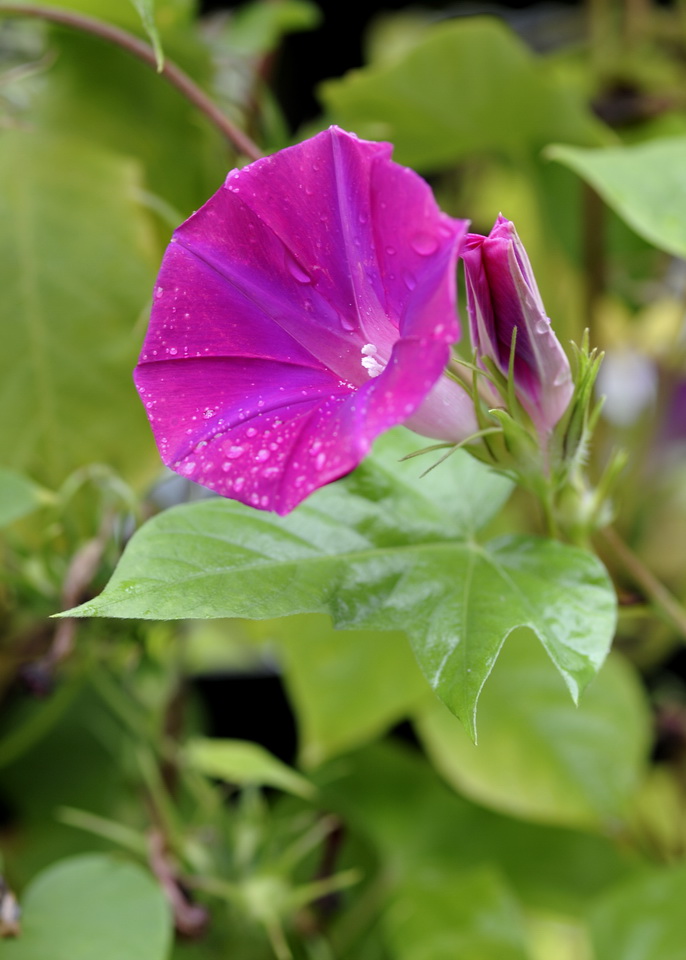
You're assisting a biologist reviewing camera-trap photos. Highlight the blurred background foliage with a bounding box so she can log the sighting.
[0,0,685,957]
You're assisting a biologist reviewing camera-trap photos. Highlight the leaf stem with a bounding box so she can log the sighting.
[0,3,263,161]
[599,526,686,641]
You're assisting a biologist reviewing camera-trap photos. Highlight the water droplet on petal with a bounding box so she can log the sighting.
[256,449,270,462]
[285,250,312,284]
[315,452,326,470]
[227,445,244,459]
[411,233,438,256]
[403,271,417,291]
[246,427,257,438]
[385,245,396,256]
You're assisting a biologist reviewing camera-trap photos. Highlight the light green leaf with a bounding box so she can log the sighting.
[3,854,172,960]
[320,741,638,915]
[27,21,227,219]
[129,0,164,70]
[256,614,427,768]
[590,866,686,960]
[0,469,48,527]
[319,17,609,171]
[384,865,530,960]
[67,437,615,736]
[185,737,315,799]
[416,636,650,829]
[547,138,686,258]
[228,0,322,56]
[0,129,159,487]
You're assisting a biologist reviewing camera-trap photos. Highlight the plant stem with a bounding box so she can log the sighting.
[600,525,686,641]
[0,3,263,161]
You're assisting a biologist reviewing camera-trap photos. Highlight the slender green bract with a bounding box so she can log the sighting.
[68,432,616,737]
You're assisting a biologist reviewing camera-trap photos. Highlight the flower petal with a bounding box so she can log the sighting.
[135,127,472,513]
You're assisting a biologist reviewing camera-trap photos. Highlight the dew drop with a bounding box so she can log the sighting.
[256,449,270,462]
[403,270,417,291]
[385,245,396,256]
[227,445,244,459]
[315,452,326,470]
[285,251,312,284]
[340,314,356,332]
[246,427,257,438]
[169,347,177,355]
[411,233,438,256]
[234,477,245,491]
[155,286,164,299]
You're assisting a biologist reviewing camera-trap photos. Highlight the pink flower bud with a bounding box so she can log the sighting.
[462,215,573,435]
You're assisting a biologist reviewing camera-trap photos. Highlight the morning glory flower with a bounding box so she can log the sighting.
[135,127,477,514]
[461,215,573,435]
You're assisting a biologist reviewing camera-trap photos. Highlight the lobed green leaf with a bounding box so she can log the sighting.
[68,435,616,735]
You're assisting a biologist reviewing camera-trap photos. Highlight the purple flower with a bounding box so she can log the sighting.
[135,127,477,514]
[461,215,573,434]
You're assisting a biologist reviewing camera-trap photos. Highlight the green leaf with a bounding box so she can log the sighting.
[547,138,686,258]
[67,435,615,736]
[228,0,322,56]
[384,865,530,960]
[319,741,639,915]
[185,737,316,799]
[0,469,48,527]
[0,129,159,487]
[255,614,428,768]
[590,866,686,960]
[319,17,609,171]
[416,636,650,829]
[3,854,172,960]
[27,22,227,219]
[129,0,164,70]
